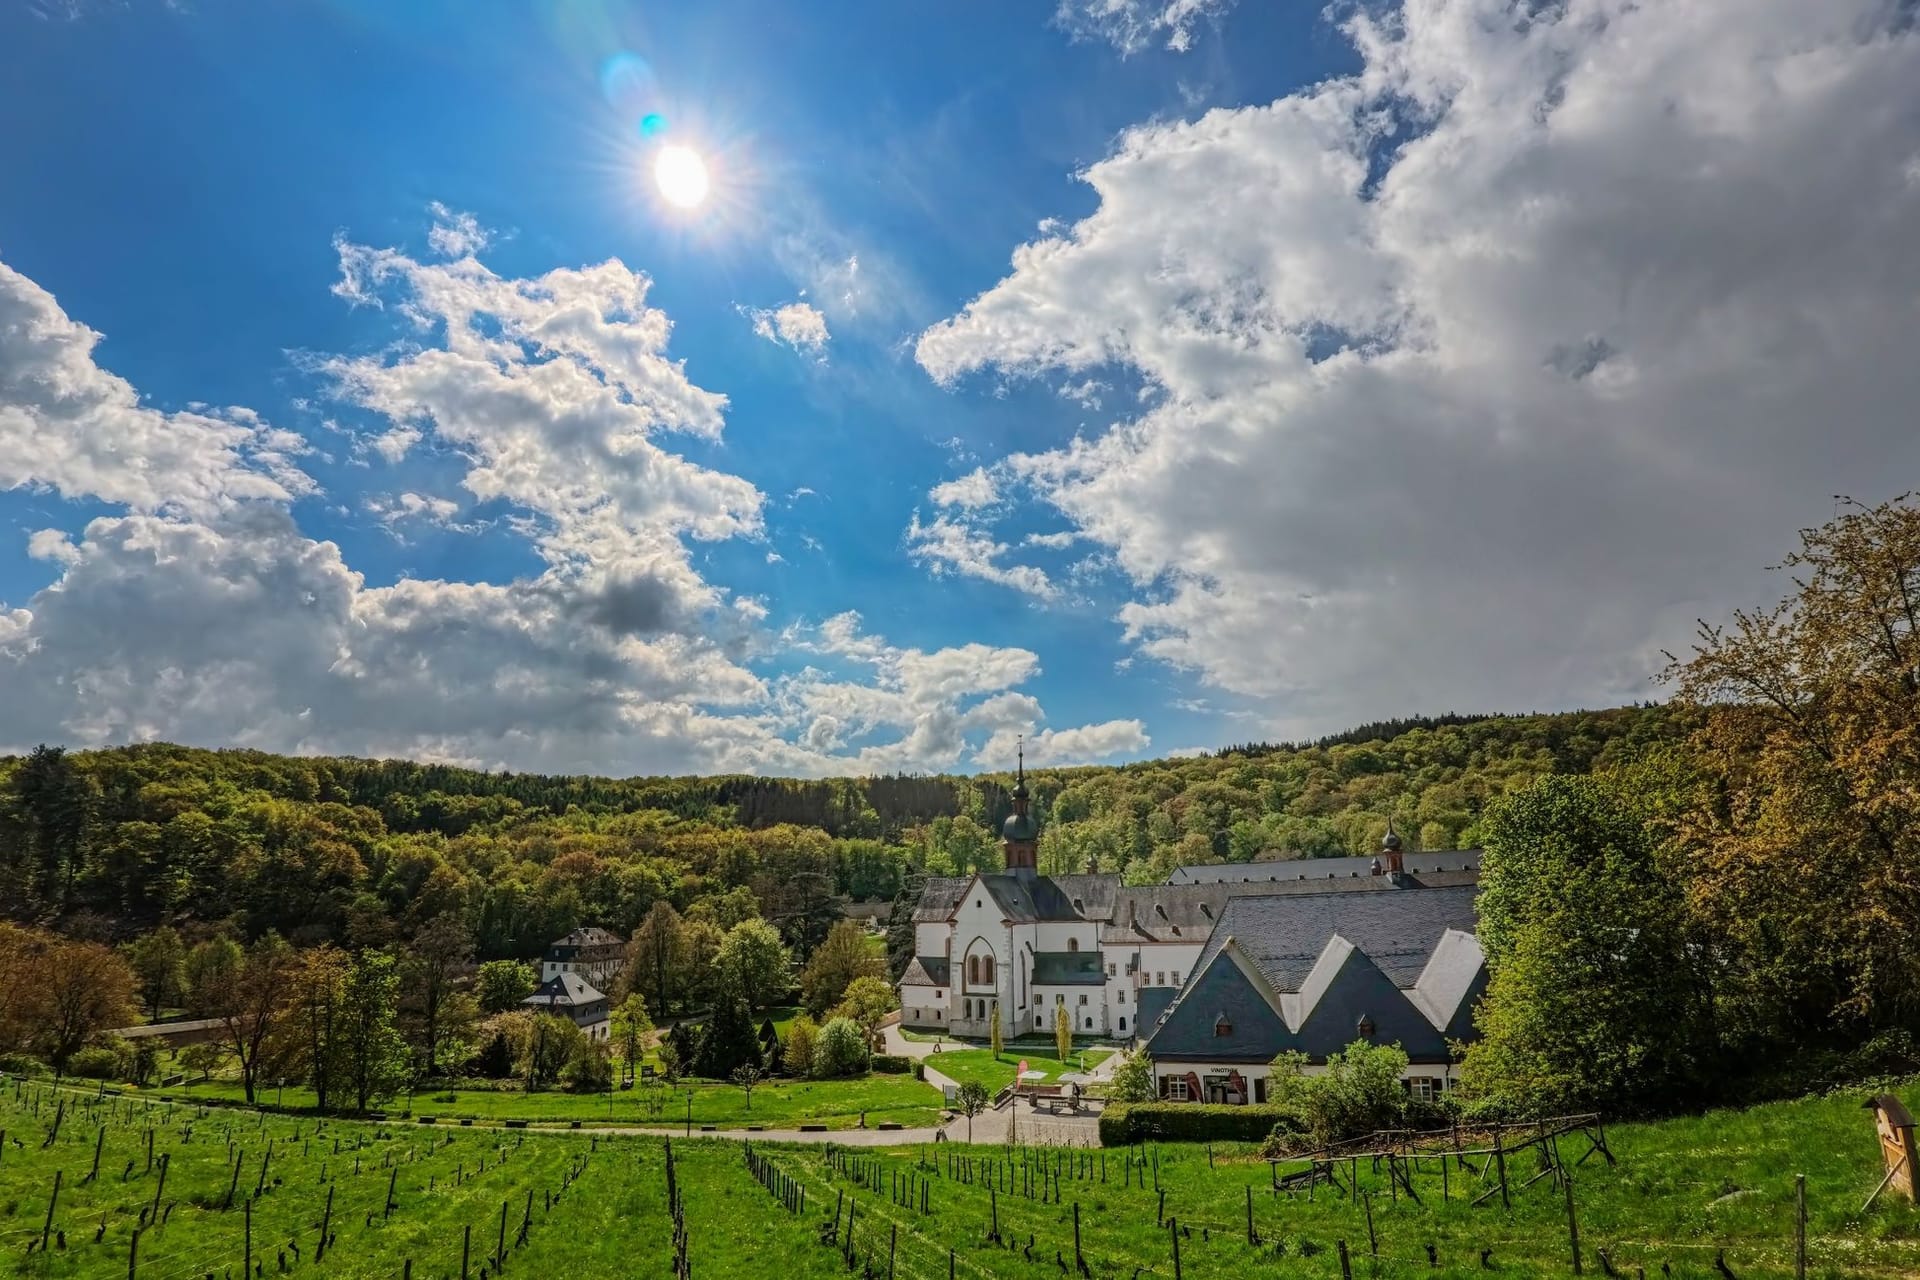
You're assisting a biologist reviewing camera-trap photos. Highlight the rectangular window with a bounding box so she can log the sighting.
[1409,1077,1438,1102]
[1107,963,1116,977]
[1173,972,1182,986]
[1117,989,1126,1005]
[1155,972,1164,986]
[1078,994,1087,1006]
[1163,1076,1190,1101]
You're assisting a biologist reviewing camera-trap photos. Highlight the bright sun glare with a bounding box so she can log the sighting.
[654,145,709,209]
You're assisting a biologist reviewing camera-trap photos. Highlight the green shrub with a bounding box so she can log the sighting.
[562,1046,614,1094]
[813,1017,870,1078]
[1099,1102,1299,1145]
[870,1054,911,1074]
[0,1052,49,1078]
[68,1044,131,1081]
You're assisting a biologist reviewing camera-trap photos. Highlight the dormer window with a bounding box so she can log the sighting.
[1357,1013,1376,1040]
[1214,1014,1233,1037]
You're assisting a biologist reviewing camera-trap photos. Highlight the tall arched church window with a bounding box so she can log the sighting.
[1067,938,1079,952]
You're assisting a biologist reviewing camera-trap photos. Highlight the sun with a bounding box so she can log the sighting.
[653,145,710,209]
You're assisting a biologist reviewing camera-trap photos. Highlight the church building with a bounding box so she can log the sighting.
[896,754,1490,1099]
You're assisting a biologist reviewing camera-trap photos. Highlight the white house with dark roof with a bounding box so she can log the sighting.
[522,971,611,1041]
[540,926,625,990]
[897,762,1487,1066]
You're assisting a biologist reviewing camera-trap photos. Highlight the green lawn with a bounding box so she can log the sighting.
[924,1041,1114,1093]
[4,1075,1916,1278]
[161,1070,942,1131]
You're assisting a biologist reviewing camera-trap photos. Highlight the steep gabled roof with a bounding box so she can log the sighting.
[977,873,1086,922]
[1050,873,1123,921]
[523,971,605,1010]
[900,956,951,987]
[1409,929,1487,1039]
[1191,885,1480,989]
[1143,939,1298,1062]
[1147,884,1484,1064]
[912,877,972,922]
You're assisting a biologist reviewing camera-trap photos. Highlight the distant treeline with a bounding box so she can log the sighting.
[0,705,1683,957]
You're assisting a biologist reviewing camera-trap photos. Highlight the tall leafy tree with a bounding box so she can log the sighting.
[799,919,884,1018]
[1462,775,1707,1114]
[124,926,187,1019]
[10,745,94,910]
[401,913,474,1074]
[37,937,138,1074]
[714,918,789,1014]
[281,945,352,1112]
[340,951,411,1111]
[199,933,295,1105]
[629,901,689,1017]
[1666,493,1920,1045]
[608,993,653,1084]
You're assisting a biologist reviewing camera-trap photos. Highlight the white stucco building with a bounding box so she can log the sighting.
[896,769,1487,1093]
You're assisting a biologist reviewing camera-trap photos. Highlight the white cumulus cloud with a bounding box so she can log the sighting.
[739,301,831,356]
[919,0,1920,740]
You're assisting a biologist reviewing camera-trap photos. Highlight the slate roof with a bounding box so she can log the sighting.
[1050,873,1123,921]
[977,873,1086,922]
[1145,884,1485,1062]
[900,955,951,987]
[523,971,606,1011]
[1192,885,1480,989]
[912,877,973,922]
[1031,951,1105,985]
[1100,885,1233,943]
[1166,850,1482,885]
[551,926,624,949]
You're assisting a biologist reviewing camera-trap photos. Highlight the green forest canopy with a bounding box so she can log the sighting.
[0,704,1681,956]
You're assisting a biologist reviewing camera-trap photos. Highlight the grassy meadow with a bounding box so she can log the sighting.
[1,1075,1916,1278]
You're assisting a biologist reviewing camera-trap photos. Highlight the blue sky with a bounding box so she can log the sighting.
[3,0,1919,777]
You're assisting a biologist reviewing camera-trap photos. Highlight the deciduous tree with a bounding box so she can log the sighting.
[123,926,186,1020]
[714,918,789,1014]
[1462,775,1708,1114]
[1666,493,1920,1046]
[800,920,883,1018]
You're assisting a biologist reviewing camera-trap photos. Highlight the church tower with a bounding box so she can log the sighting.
[1001,739,1039,875]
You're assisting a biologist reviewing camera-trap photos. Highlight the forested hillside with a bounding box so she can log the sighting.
[0,705,1679,955]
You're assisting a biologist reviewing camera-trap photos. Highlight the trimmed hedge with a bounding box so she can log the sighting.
[870,1055,912,1074]
[1099,1102,1299,1145]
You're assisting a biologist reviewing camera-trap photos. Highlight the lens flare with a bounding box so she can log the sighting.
[640,112,668,138]
[653,145,709,209]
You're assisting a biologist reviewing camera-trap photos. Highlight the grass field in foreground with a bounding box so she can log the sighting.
[163,1070,944,1130]
[2,1076,1916,1278]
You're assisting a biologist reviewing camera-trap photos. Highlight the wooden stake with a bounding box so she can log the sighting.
[1337,1239,1353,1280]
[316,1185,334,1262]
[127,1224,140,1280]
[41,1168,61,1252]
[1795,1174,1807,1280]
[1364,1190,1377,1257]
[1494,1128,1510,1210]
[1562,1162,1581,1274]
[461,1223,471,1280]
